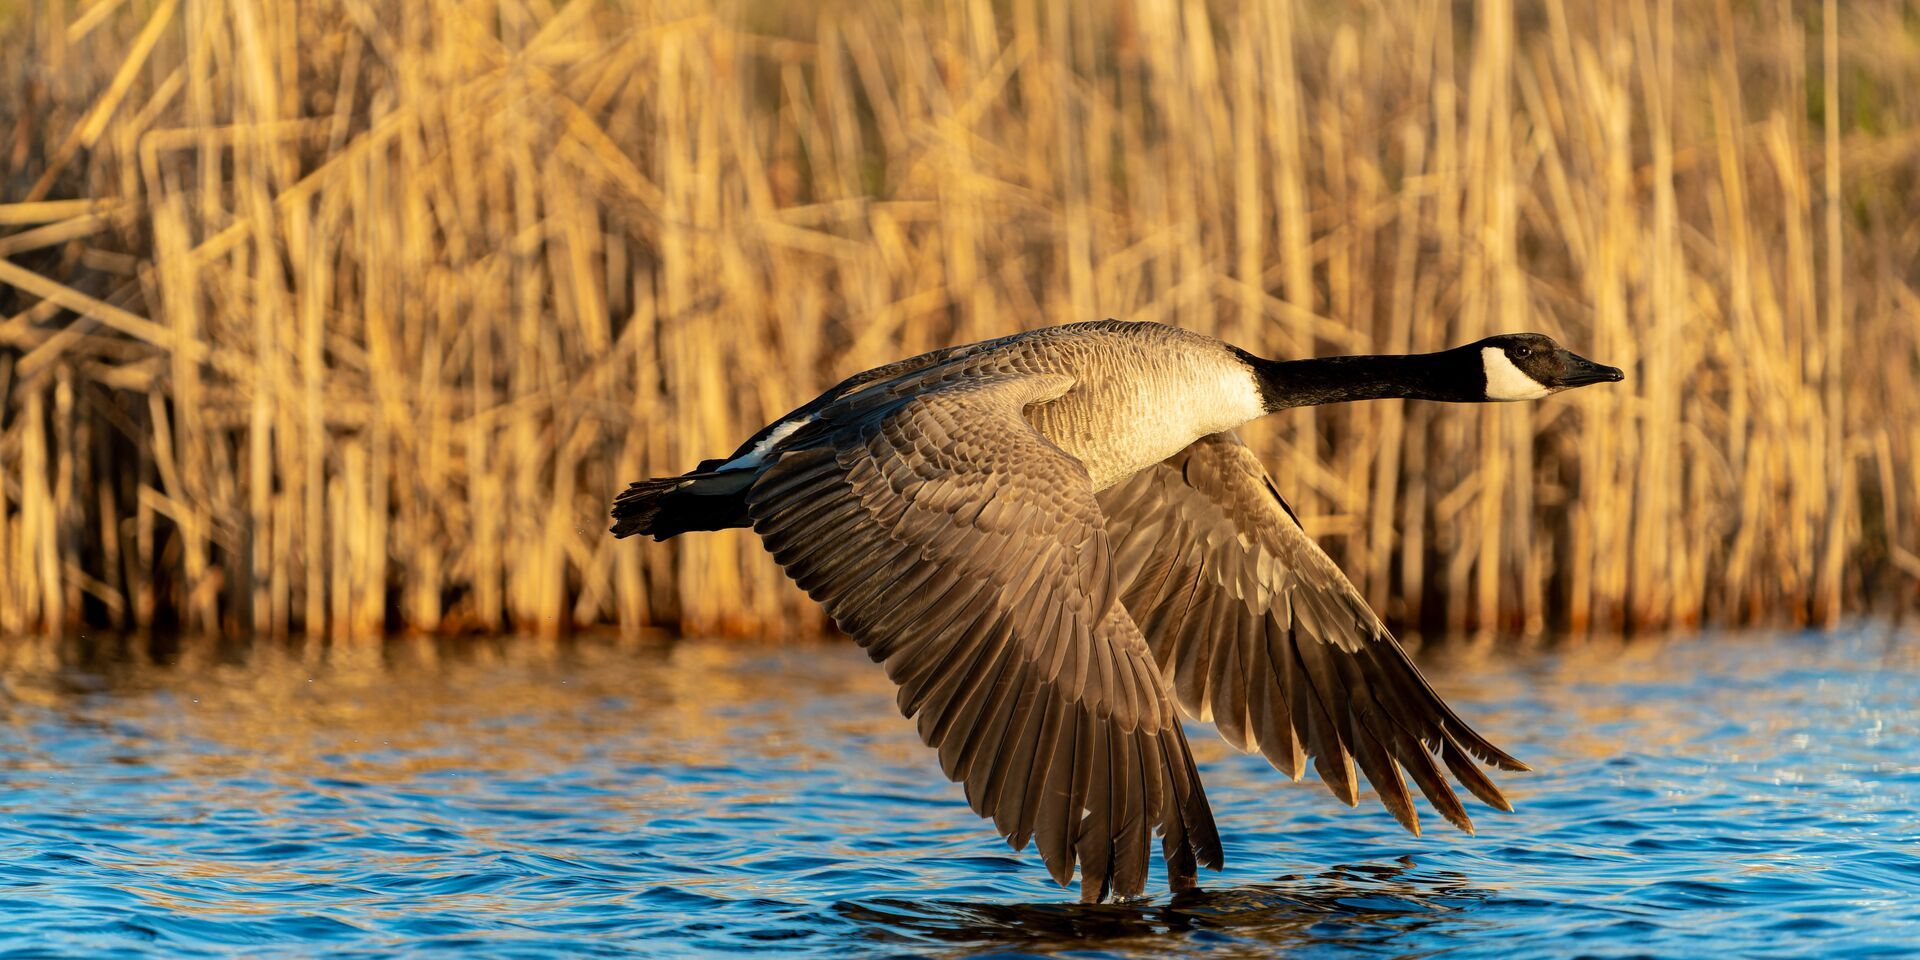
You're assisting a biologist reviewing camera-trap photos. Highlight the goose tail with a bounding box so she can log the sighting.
[610,471,753,540]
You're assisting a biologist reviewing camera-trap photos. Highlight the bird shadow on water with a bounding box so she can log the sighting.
[831,858,1491,957]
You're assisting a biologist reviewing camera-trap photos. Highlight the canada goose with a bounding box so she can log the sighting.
[611,320,1624,903]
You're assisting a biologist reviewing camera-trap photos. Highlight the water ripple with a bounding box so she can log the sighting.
[0,627,1917,956]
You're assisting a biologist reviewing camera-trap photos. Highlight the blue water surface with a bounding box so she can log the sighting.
[0,626,1916,958]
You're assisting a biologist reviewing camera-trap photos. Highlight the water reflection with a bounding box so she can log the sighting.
[1,627,1917,957]
[838,859,1492,957]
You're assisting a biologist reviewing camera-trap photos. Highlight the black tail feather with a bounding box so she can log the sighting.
[610,473,753,541]
[610,477,684,539]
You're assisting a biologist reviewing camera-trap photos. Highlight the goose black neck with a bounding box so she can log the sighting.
[1242,349,1482,410]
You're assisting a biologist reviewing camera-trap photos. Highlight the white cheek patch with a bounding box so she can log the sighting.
[1481,347,1551,401]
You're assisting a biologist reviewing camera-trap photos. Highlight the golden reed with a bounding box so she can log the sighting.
[0,0,1914,640]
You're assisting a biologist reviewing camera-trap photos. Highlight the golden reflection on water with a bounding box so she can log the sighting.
[5,628,1892,815]
[0,632,1777,757]
[1,632,895,768]
[0,630,957,876]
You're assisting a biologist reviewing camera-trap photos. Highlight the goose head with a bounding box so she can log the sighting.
[1473,333,1624,401]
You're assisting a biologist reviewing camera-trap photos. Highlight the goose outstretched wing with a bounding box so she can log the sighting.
[747,372,1222,902]
[1097,431,1526,835]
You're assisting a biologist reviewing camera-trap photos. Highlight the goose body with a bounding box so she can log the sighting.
[612,319,1623,903]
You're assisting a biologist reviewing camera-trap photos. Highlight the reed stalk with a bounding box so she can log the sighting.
[1,0,1914,639]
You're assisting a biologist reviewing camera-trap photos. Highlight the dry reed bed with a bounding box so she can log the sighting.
[0,0,1914,639]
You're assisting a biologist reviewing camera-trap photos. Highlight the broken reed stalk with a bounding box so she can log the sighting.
[0,0,1914,640]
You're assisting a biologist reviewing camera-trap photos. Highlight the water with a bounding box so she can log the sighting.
[1,627,1916,958]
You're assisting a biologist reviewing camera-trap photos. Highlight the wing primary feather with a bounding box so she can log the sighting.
[774,513,881,579]
[1325,640,1422,834]
[1379,705,1474,834]
[755,486,858,543]
[1074,719,1114,904]
[888,604,996,708]
[885,594,986,691]
[1290,625,1359,805]
[1244,638,1278,769]
[865,567,978,645]
[1013,683,1075,848]
[1029,695,1075,879]
[972,659,1040,824]
[1178,730,1225,869]
[1253,614,1305,778]
[1109,726,1148,899]
[1442,732,1515,812]
[1131,721,1165,854]
[747,448,838,503]
[929,620,1022,778]
[834,556,947,630]
[1168,569,1215,719]
[952,637,1027,804]
[910,614,1008,742]
[1205,593,1250,748]
[1145,731,1197,893]
[1348,711,1420,836]
[1359,639,1529,772]
[826,553,936,634]
[1067,705,1098,894]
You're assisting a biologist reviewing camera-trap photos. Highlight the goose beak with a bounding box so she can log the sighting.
[1553,351,1625,388]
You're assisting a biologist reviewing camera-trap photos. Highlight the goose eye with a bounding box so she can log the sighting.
[1513,346,1532,359]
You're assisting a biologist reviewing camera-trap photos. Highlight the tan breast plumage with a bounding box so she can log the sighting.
[1013,325,1267,490]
